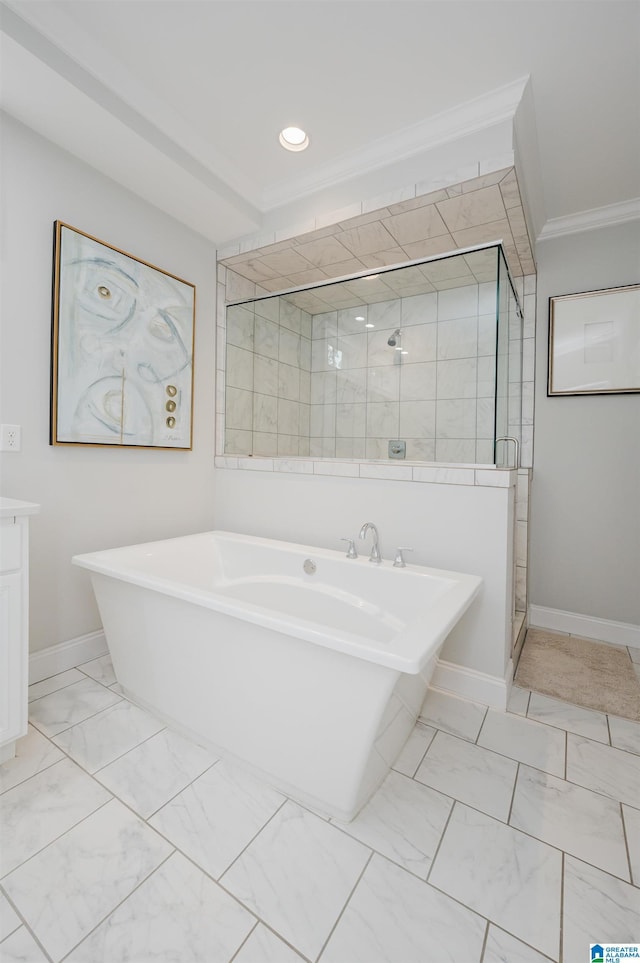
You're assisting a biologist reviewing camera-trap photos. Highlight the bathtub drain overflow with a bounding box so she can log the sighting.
[303,559,316,575]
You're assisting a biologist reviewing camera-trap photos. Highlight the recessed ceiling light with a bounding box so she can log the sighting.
[355,315,365,321]
[365,322,375,329]
[279,127,309,152]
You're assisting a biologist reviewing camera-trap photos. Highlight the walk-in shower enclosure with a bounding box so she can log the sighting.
[224,244,522,465]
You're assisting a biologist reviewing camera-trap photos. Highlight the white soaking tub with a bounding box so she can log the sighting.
[73,530,482,820]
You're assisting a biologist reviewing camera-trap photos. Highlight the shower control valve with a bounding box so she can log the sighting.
[340,537,358,559]
[393,547,413,568]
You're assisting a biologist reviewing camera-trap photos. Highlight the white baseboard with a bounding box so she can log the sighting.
[528,605,640,650]
[29,630,108,685]
[427,658,511,711]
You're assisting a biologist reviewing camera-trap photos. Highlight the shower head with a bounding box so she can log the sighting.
[387,328,401,347]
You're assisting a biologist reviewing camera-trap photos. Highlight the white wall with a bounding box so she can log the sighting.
[0,114,218,652]
[212,467,514,683]
[530,221,640,626]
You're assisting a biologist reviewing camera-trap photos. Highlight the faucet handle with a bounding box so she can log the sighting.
[393,547,413,568]
[340,537,358,559]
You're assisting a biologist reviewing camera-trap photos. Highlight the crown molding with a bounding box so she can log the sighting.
[261,76,529,212]
[537,197,640,241]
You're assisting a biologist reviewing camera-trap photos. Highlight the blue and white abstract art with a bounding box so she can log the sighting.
[51,222,196,449]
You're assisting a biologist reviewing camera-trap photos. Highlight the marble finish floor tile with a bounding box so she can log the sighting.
[609,714,640,755]
[510,765,630,880]
[526,692,609,743]
[622,804,640,885]
[28,668,85,703]
[0,926,49,962]
[233,924,305,963]
[0,891,20,941]
[563,856,640,962]
[419,688,487,741]
[429,804,562,959]
[506,685,530,716]
[3,799,172,962]
[28,677,122,737]
[332,769,452,879]
[566,732,640,807]
[150,760,284,879]
[321,853,485,963]
[95,726,218,817]
[78,654,117,686]
[0,724,64,794]
[0,758,110,876]
[51,699,165,773]
[221,800,370,960]
[65,852,255,963]
[415,729,517,822]
[391,722,436,777]
[478,708,566,777]
[483,925,554,963]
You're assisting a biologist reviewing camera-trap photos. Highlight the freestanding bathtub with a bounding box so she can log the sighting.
[73,531,482,820]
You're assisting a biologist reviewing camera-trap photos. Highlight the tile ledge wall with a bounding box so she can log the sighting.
[214,455,518,489]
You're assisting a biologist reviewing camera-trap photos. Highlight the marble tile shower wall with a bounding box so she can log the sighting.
[309,283,498,463]
[219,270,536,465]
[225,298,314,457]
[221,274,536,464]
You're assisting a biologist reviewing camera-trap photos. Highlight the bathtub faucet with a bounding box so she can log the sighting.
[359,522,381,564]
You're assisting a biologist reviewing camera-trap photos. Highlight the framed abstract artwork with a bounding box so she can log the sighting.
[51,222,196,448]
[548,283,639,396]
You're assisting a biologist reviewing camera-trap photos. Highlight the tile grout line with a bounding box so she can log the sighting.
[506,762,520,826]
[9,674,640,957]
[57,849,177,963]
[619,804,635,888]
[478,919,490,963]
[315,851,375,963]
[558,851,565,963]
[0,884,56,963]
[226,918,261,963]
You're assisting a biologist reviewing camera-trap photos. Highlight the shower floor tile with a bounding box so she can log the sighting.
[2,669,639,962]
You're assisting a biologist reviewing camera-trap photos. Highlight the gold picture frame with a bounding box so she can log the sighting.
[548,283,640,396]
[51,221,196,448]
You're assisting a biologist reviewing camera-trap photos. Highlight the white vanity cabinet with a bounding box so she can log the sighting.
[0,497,40,763]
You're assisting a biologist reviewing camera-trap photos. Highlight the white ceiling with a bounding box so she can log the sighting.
[1,0,639,247]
